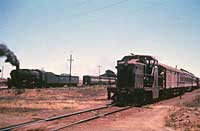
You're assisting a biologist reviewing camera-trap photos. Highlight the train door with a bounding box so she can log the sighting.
[144,59,158,87]
[152,65,159,99]
[144,59,159,99]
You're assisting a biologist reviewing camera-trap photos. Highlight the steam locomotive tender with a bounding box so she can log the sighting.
[113,54,199,105]
[8,69,79,88]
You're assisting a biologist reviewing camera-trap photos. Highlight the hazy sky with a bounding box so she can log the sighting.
[0,0,200,78]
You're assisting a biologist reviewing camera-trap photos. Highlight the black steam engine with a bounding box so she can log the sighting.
[112,54,199,105]
[8,69,79,88]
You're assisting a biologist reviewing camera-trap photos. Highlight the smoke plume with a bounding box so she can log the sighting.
[0,43,20,68]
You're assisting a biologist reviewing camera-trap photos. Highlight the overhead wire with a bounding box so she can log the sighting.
[73,0,92,7]
[69,0,130,18]
[67,0,168,19]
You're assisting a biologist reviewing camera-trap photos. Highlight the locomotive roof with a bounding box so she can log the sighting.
[118,54,157,65]
[159,63,195,76]
[120,54,157,62]
[158,63,181,73]
[180,68,194,76]
[117,59,145,66]
[134,54,157,60]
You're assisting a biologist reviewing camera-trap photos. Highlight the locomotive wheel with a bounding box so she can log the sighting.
[185,87,192,92]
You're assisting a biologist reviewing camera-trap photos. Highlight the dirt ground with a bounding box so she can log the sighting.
[0,87,200,131]
[67,89,200,131]
[166,94,200,131]
[0,86,110,128]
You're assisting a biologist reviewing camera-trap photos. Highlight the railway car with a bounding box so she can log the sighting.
[8,69,79,88]
[112,54,199,106]
[83,75,116,86]
[57,74,79,86]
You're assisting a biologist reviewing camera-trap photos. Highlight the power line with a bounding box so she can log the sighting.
[71,0,129,18]
[67,0,168,21]
[128,0,168,15]
[73,0,92,7]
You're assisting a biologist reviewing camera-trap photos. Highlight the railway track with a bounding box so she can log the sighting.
[0,104,132,131]
[50,106,132,131]
[0,104,113,131]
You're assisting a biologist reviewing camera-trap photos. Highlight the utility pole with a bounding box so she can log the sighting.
[97,65,102,84]
[68,54,74,87]
[97,65,102,76]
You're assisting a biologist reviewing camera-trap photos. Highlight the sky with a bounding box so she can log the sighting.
[0,0,200,79]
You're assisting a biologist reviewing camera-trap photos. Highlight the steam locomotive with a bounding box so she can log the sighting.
[110,54,199,106]
[8,69,79,88]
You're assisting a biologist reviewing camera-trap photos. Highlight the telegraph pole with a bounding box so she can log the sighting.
[97,65,102,76]
[97,65,102,84]
[68,54,74,86]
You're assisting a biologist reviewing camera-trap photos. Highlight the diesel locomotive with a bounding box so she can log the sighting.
[8,69,79,88]
[110,54,199,105]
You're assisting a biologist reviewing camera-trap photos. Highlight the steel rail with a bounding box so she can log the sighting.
[51,106,132,131]
[0,104,113,131]
[0,119,45,131]
[45,104,113,121]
